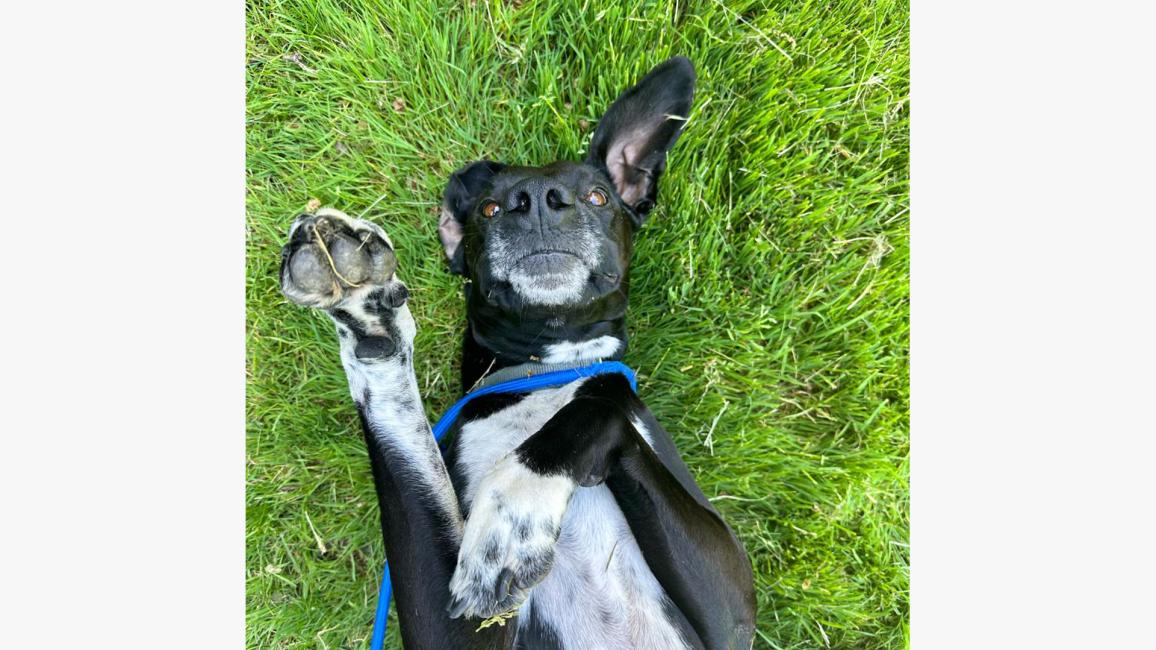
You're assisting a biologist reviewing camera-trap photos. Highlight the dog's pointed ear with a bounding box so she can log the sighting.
[586,56,695,223]
[439,160,505,275]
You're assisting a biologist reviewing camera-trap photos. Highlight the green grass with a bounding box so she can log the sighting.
[246,0,909,648]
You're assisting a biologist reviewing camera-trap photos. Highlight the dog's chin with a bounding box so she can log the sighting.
[508,252,590,307]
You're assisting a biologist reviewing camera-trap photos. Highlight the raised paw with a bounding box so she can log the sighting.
[447,455,576,620]
[280,208,413,360]
[280,208,399,309]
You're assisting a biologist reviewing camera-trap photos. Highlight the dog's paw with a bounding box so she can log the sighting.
[280,209,413,360]
[447,456,576,620]
[280,208,399,308]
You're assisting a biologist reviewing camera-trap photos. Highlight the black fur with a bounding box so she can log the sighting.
[586,56,696,223]
[355,401,510,649]
[441,161,507,275]
[431,56,755,648]
[354,335,395,360]
[512,604,563,650]
[513,374,756,646]
[306,57,755,650]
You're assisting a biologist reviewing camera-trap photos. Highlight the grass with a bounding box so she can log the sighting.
[246,0,909,648]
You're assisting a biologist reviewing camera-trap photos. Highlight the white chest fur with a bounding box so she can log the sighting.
[456,380,586,505]
[453,379,689,649]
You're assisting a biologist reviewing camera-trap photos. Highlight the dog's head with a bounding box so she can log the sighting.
[437,57,695,328]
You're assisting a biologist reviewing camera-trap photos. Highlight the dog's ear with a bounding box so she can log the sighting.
[586,56,695,223]
[439,160,505,275]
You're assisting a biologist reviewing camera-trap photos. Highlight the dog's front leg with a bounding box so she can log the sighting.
[280,210,507,649]
[450,373,756,649]
[445,378,635,621]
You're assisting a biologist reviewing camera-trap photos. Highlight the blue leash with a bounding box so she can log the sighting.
[370,360,638,649]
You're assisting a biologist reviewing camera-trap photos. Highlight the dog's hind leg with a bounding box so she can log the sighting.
[280,209,507,649]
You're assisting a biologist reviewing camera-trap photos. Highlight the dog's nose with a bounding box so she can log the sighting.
[508,179,575,231]
[545,185,573,210]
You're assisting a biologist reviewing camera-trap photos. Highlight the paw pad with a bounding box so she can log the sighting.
[280,210,397,309]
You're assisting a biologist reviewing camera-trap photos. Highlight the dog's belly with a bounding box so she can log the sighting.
[523,485,689,649]
[454,382,689,649]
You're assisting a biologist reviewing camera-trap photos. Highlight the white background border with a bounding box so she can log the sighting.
[913,1,1155,646]
[1,2,244,648]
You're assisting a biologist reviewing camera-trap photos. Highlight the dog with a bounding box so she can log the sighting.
[280,56,756,649]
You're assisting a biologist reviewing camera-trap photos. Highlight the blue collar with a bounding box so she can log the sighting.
[372,359,638,650]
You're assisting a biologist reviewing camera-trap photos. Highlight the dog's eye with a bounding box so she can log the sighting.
[481,201,501,218]
[583,189,608,207]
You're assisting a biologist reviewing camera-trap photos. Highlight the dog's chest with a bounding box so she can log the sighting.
[455,381,585,504]
[453,381,688,649]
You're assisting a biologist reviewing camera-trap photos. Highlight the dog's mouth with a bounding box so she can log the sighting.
[513,250,586,276]
[501,249,593,305]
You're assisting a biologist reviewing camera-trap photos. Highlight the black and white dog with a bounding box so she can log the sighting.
[280,57,756,649]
